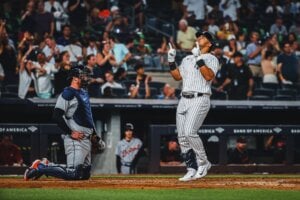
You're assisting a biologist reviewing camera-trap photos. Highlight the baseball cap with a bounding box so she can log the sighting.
[125,123,134,131]
[195,31,215,47]
[110,5,119,12]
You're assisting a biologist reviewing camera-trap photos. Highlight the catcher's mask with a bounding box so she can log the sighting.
[68,66,91,89]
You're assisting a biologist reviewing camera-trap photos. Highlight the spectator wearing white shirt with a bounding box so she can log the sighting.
[182,0,207,27]
[63,35,83,65]
[207,17,220,36]
[219,0,241,22]
[44,0,69,33]
[43,36,64,64]
[18,57,36,99]
[265,0,284,15]
[83,36,98,59]
[101,71,123,95]
[31,51,58,99]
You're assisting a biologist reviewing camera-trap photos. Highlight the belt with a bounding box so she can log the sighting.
[181,92,204,99]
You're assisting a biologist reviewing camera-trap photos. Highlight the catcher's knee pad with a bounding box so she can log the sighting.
[74,164,91,180]
[181,149,197,170]
[81,165,91,180]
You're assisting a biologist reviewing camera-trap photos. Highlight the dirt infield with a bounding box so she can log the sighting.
[0,176,299,190]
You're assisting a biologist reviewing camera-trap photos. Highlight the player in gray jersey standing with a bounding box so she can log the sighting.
[115,123,143,174]
[168,31,219,181]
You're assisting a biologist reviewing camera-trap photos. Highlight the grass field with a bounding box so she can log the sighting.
[0,175,299,200]
[1,188,300,200]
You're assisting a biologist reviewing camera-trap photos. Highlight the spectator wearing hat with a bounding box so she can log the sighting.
[105,6,129,39]
[217,52,254,100]
[115,123,143,174]
[228,137,251,164]
[223,34,242,63]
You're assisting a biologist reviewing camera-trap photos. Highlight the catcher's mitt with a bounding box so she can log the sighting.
[91,135,105,154]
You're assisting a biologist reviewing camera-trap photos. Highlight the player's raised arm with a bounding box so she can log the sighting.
[168,42,182,81]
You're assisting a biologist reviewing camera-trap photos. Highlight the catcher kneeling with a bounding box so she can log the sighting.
[24,66,105,181]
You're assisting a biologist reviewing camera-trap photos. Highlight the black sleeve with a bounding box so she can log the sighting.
[131,146,144,168]
[116,155,121,173]
[52,108,72,135]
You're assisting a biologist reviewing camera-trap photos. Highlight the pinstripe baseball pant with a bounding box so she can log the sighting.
[176,95,210,166]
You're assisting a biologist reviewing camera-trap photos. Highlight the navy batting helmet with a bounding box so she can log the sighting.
[195,31,216,47]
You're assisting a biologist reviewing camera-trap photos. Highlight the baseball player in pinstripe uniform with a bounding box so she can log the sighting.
[115,123,143,174]
[24,66,105,181]
[168,31,219,181]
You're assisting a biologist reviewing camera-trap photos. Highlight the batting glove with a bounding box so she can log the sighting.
[191,42,200,57]
[195,58,206,69]
[168,43,176,63]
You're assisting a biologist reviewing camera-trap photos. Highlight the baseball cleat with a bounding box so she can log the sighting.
[178,168,197,182]
[24,159,42,181]
[193,161,211,180]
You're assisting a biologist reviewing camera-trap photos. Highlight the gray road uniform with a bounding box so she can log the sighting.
[34,87,94,180]
[177,53,218,168]
[115,138,143,174]
[24,67,100,181]
[55,87,94,168]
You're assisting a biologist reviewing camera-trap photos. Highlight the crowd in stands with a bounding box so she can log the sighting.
[0,0,299,100]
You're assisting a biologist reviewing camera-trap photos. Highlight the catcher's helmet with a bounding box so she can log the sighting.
[67,66,91,88]
[67,65,90,79]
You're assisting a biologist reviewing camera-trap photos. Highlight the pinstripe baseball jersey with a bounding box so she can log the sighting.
[179,54,219,94]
